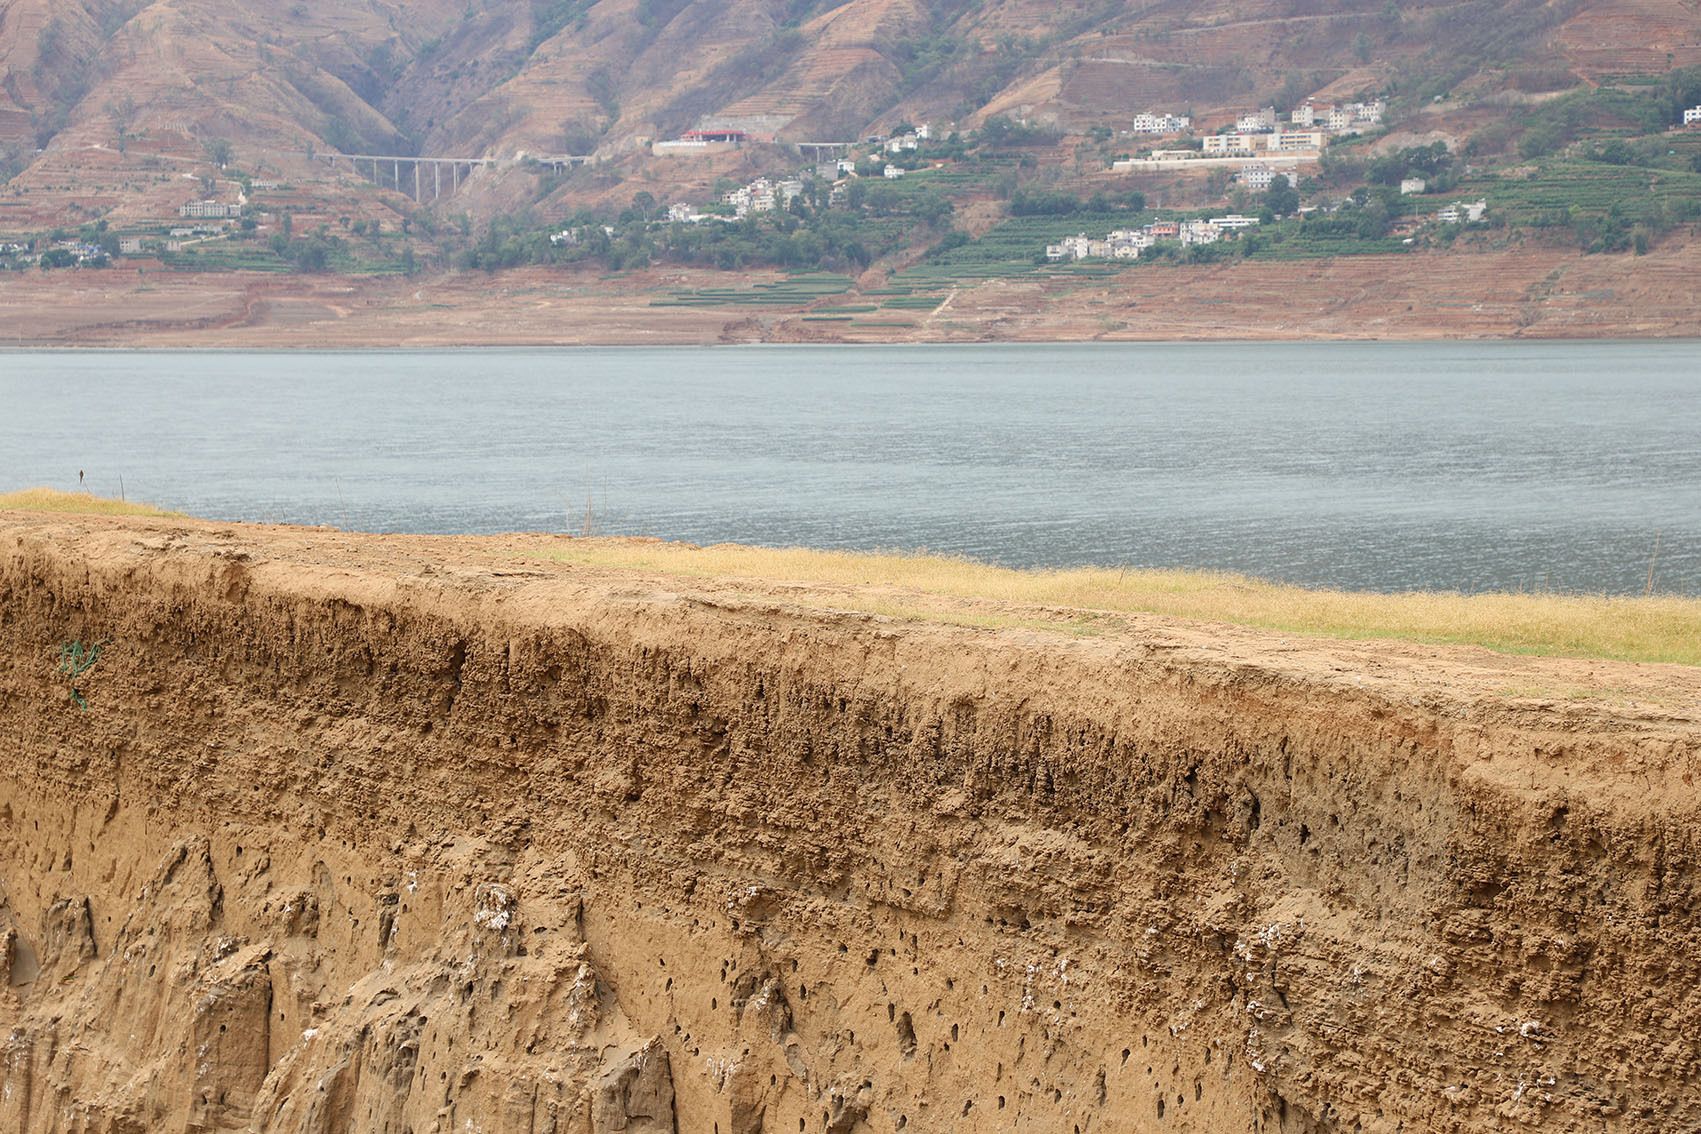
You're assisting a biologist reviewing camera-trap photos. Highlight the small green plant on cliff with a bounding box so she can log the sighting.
[57,639,105,711]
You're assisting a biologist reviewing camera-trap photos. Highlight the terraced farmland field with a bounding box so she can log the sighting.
[1457,159,1701,223]
[652,274,854,307]
[156,243,411,275]
[888,212,1150,287]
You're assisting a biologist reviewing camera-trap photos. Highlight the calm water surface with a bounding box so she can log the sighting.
[2,343,1697,595]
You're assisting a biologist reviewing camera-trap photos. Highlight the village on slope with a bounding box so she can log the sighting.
[5,74,1701,286]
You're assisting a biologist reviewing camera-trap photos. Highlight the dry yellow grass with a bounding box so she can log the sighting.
[4,489,1691,665]
[0,487,182,518]
[543,541,1701,666]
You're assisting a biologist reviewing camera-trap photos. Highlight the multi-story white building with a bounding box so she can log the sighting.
[180,200,241,219]
[723,176,806,217]
[1203,133,1263,156]
[1318,100,1385,134]
[1178,219,1221,245]
[1436,199,1488,224]
[1236,106,1278,133]
[1239,165,1296,191]
[1685,106,1701,125]
[1267,129,1326,153]
[1210,214,1261,230]
[1045,233,1111,261]
[1107,229,1151,258]
[1291,104,1316,127]
[1131,112,1191,135]
[883,164,905,179]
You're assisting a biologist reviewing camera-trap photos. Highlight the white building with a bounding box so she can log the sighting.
[1045,233,1110,261]
[1400,177,1427,195]
[1239,165,1295,191]
[1291,104,1316,127]
[885,134,919,153]
[1685,106,1701,125]
[1131,112,1191,135]
[1236,106,1278,133]
[1267,129,1325,153]
[722,175,806,216]
[1435,201,1486,224]
[1106,229,1150,258]
[1180,219,1222,245]
[180,200,241,219]
[883,164,905,179]
[1320,100,1385,134]
[1210,214,1261,230]
[1203,133,1263,156]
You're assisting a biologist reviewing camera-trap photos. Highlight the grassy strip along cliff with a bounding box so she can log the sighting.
[1,511,1699,1132]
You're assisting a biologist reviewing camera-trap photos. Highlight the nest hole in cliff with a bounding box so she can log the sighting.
[896,1011,917,1058]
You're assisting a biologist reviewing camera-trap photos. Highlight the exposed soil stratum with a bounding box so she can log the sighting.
[1,514,1698,1133]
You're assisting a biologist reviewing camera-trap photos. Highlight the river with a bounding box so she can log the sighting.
[2,342,1697,594]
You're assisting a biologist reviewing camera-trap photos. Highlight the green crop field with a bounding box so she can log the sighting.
[652,273,854,308]
[157,241,412,275]
[156,244,294,273]
[1456,159,1701,224]
[1244,224,1411,261]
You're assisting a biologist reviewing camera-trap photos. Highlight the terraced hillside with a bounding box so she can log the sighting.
[4,0,1701,222]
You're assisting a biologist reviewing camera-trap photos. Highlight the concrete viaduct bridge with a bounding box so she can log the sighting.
[315,151,595,201]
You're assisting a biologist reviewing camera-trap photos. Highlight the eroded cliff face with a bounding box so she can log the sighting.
[0,516,1697,1134]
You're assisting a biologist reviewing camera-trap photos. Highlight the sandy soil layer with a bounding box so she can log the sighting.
[1,512,1698,1133]
[1,242,1698,347]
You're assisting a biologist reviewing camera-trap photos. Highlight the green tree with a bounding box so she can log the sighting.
[1261,177,1300,217]
[203,138,234,169]
[107,95,137,154]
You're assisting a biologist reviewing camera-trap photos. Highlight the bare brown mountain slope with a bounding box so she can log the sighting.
[1,512,1698,1132]
[4,0,1701,221]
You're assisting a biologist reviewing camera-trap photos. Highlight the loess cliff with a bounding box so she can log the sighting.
[0,513,1698,1133]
